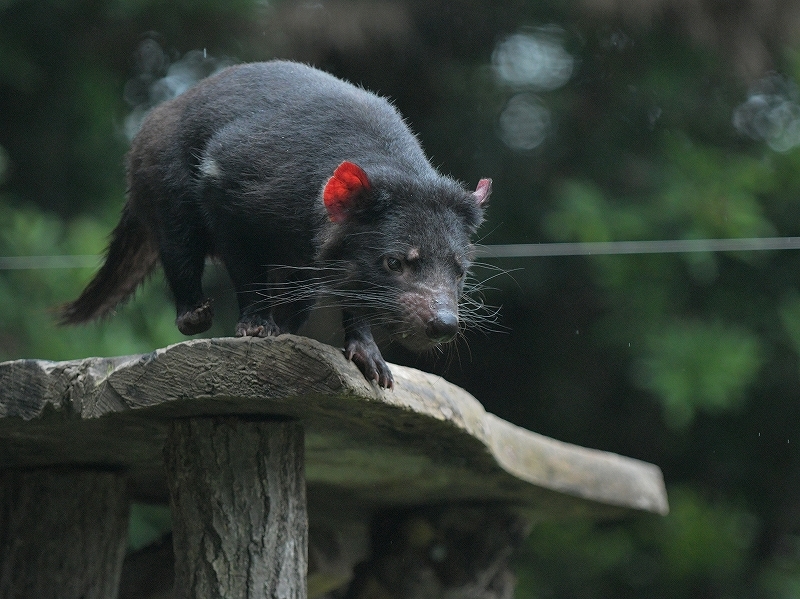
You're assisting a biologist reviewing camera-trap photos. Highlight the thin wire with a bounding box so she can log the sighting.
[0,255,101,270]
[2,237,800,269]
[476,237,800,258]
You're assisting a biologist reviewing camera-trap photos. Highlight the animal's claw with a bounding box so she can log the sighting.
[345,340,394,389]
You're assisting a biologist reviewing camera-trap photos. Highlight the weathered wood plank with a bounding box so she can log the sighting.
[0,336,668,516]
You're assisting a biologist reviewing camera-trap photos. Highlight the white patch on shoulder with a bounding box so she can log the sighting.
[199,156,221,178]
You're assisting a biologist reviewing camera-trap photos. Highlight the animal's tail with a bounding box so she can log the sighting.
[58,205,159,325]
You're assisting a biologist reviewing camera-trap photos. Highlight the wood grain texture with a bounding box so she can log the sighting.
[164,418,307,599]
[0,336,668,516]
[0,468,128,599]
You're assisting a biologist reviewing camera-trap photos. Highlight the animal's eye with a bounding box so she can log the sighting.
[384,256,404,273]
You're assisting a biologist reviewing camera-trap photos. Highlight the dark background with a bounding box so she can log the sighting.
[3,0,800,596]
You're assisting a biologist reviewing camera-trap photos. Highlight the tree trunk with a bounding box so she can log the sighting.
[164,417,307,599]
[0,468,129,599]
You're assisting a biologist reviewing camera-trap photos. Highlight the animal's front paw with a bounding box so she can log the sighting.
[345,339,394,389]
[235,314,281,337]
[176,299,213,335]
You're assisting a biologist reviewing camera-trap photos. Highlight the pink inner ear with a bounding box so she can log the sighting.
[323,161,371,222]
[472,178,492,207]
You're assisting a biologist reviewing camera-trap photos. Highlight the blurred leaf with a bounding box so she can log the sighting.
[634,320,763,428]
[646,487,758,582]
[659,134,777,241]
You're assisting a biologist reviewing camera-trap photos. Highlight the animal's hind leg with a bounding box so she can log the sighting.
[225,258,315,338]
[272,296,316,335]
[213,246,278,337]
[158,223,213,336]
[270,268,316,334]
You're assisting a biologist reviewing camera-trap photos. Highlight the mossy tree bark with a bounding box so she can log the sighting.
[0,468,129,599]
[164,417,307,599]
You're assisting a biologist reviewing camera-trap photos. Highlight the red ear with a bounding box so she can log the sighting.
[323,161,371,223]
[472,178,492,208]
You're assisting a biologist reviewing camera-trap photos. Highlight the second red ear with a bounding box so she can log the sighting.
[323,161,371,222]
[472,178,492,207]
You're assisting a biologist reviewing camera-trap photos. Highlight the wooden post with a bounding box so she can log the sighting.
[164,417,308,599]
[0,468,129,599]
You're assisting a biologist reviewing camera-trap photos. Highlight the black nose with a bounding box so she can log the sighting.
[426,310,459,343]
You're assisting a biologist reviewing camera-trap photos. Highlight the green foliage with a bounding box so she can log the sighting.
[649,488,757,583]
[634,320,763,428]
[658,135,776,241]
[0,200,183,360]
[518,488,758,598]
[541,134,787,427]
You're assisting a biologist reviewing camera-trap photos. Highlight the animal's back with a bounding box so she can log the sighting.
[204,62,430,169]
[138,61,433,184]
[128,61,437,237]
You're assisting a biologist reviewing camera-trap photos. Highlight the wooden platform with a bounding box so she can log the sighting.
[0,336,668,599]
[0,335,667,516]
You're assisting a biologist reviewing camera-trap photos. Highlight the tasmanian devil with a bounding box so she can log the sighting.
[59,60,491,388]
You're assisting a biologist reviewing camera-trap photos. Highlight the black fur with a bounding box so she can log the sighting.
[60,61,491,388]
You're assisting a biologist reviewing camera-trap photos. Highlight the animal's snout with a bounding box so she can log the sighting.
[426,308,459,343]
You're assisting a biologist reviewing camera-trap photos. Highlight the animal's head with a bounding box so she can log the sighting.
[320,161,491,350]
